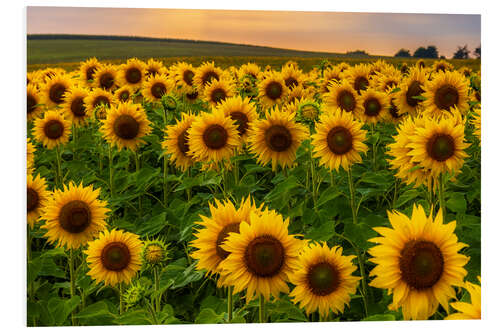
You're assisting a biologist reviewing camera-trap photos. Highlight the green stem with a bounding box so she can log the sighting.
[55,145,63,188]
[135,151,142,215]
[163,154,168,207]
[258,294,265,323]
[438,173,446,221]
[108,145,114,197]
[154,266,161,313]
[227,286,233,322]
[186,168,192,201]
[233,159,239,186]
[119,283,124,315]
[69,249,76,325]
[370,123,377,170]
[310,145,317,206]
[347,168,357,224]
[72,124,78,160]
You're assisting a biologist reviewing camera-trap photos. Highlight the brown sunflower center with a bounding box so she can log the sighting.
[399,240,444,290]
[183,70,195,86]
[71,97,86,117]
[27,187,39,212]
[426,133,455,162]
[285,77,299,88]
[202,71,219,86]
[99,73,114,90]
[177,129,190,155]
[337,90,356,112]
[418,61,425,68]
[151,82,167,99]
[126,67,142,84]
[27,94,37,114]
[186,91,198,101]
[215,222,240,260]
[434,84,459,110]
[86,66,97,81]
[307,262,340,296]
[406,81,424,107]
[364,97,382,117]
[113,114,140,140]
[475,91,481,102]
[202,124,228,149]
[92,96,110,109]
[101,242,131,271]
[43,119,64,139]
[401,65,409,74]
[230,111,249,136]
[265,125,292,152]
[49,83,67,104]
[119,91,130,102]
[354,76,369,92]
[389,101,401,119]
[210,88,227,104]
[59,200,91,233]
[327,126,353,155]
[265,81,283,100]
[436,65,446,72]
[244,235,284,277]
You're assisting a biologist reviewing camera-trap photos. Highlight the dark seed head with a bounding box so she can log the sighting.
[399,240,444,290]
[125,67,142,84]
[101,242,131,271]
[70,97,86,117]
[363,97,382,117]
[230,111,249,136]
[244,235,284,277]
[265,81,283,101]
[406,81,424,107]
[99,72,114,90]
[113,114,140,140]
[43,119,64,139]
[265,125,292,152]
[326,126,353,155]
[434,84,459,110]
[49,83,67,104]
[337,90,356,112]
[151,82,167,99]
[215,223,240,260]
[177,129,190,155]
[307,262,340,296]
[27,188,39,212]
[426,133,455,162]
[202,124,228,149]
[202,71,219,86]
[58,200,91,234]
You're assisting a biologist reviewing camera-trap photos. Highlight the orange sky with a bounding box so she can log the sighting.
[27,7,481,58]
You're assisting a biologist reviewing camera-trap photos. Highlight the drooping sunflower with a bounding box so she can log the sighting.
[92,64,119,91]
[368,205,469,320]
[219,209,304,302]
[114,85,135,103]
[238,63,261,80]
[27,173,50,229]
[84,88,116,120]
[162,112,197,171]
[145,58,166,77]
[248,107,309,171]
[187,109,240,165]
[445,277,481,320]
[27,138,36,172]
[203,78,236,107]
[79,57,102,87]
[393,66,428,115]
[322,80,362,115]
[216,95,258,143]
[85,229,142,287]
[357,88,390,124]
[27,84,43,121]
[61,86,90,126]
[433,60,454,74]
[311,108,368,171]
[421,71,469,117]
[171,62,197,93]
[41,182,110,249]
[33,110,71,149]
[100,102,152,151]
[342,63,372,94]
[118,58,147,88]
[40,74,73,108]
[289,242,360,318]
[193,61,224,89]
[320,67,343,94]
[141,74,173,103]
[257,71,289,108]
[190,197,262,281]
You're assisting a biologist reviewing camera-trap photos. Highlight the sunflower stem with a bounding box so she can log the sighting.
[69,249,77,325]
[55,145,63,189]
[227,286,233,322]
[438,173,447,221]
[258,294,265,323]
[163,153,168,207]
[186,168,192,201]
[370,123,377,170]
[134,151,142,216]
[154,266,161,313]
[347,168,357,224]
[72,124,78,160]
[108,145,114,197]
[355,247,369,317]
[310,143,318,206]
[119,283,124,315]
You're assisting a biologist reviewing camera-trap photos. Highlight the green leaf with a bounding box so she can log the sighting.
[75,300,116,325]
[195,308,225,324]
[316,186,342,208]
[362,314,396,321]
[114,310,153,325]
[136,212,167,236]
[48,295,81,325]
[447,193,467,213]
[395,189,421,208]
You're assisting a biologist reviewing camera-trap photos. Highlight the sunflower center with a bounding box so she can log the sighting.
[354,76,369,92]
[426,134,455,162]
[285,77,299,88]
[202,124,228,149]
[406,81,424,107]
[211,88,227,104]
[177,129,190,155]
[101,242,131,271]
[151,82,167,99]
[399,240,444,290]
[389,101,401,119]
[126,67,142,84]
[119,91,130,102]
[327,126,353,155]
[71,97,86,117]
[92,96,110,109]
[49,83,67,104]
[307,262,340,296]
[244,235,284,277]
[186,91,198,100]
[113,114,140,140]
[301,105,318,120]
[183,70,195,86]
[401,65,409,74]
[202,71,219,86]
[27,188,39,212]
[43,119,64,139]
[265,125,292,152]
[99,73,114,89]
[364,97,382,117]
[436,65,446,72]
[27,94,37,114]
[229,111,249,136]
[215,223,240,260]
[86,66,97,81]
[337,90,356,112]
[59,200,91,233]
[265,81,283,100]
[144,244,164,264]
[434,84,459,110]
[475,91,481,102]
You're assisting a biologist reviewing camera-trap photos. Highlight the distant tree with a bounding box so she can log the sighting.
[395,49,411,57]
[474,45,481,59]
[453,45,470,59]
[440,55,446,59]
[413,45,439,58]
[346,50,369,56]
[426,46,439,58]
[413,47,428,58]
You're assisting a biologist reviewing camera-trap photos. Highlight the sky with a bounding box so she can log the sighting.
[26,7,481,58]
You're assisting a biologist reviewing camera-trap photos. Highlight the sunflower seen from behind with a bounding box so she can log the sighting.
[162,112,197,171]
[216,95,258,143]
[33,110,71,149]
[85,229,142,287]
[61,86,90,126]
[27,173,50,229]
[422,71,469,118]
[368,205,469,320]
[42,182,110,249]
[289,242,360,319]
[445,277,481,320]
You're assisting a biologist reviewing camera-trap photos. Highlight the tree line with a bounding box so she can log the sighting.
[394,45,481,59]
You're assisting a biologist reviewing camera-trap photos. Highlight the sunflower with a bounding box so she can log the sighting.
[281,64,305,89]
[114,85,135,103]
[27,173,50,229]
[84,88,115,120]
[100,102,152,151]
[322,80,362,115]
[27,84,43,121]
[33,110,71,149]
[145,58,166,77]
[193,61,224,89]
[407,111,469,178]
[421,71,469,117]
[416,59,426,69]
[141,74,173,103]
[368,205,469,320]
[386,90,405,123]
[41,182,110,249]
[433,60,454,73]
[375,69,402,92]
[183,89,200,104]
[190,197,261,280]
[27,138,36,172]
[162,112,197,171]
[470,105,481,144]
[203,78,236,107]
[357,88,390,124]
[38,67,66,85]
[257,71,289,108]
[248,107,309,171]
[238,63,261,80]
[400,63,410,75]
[27,71,41,87]
[393,67,428,115]
[41,74,73,108]
[216,95,258,142]
[311,108,368,171]
[187,109,240,165]
[141,238,169,268]
[289,242,360,318]
[319,67,342,94]
[92,64,119,91]
[342,64,371,94]
[285,84,315,104]
[61,86,90,126]
[171,62,197,93]
[79,57,102,87]
[118,58,147,88]
[445,277,481,320]
[283,97,321,125]
[458,67,473,78]
[219,209,303,302]
[85,229,142,287]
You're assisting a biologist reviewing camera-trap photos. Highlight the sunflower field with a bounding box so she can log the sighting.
[26,57,481,326]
